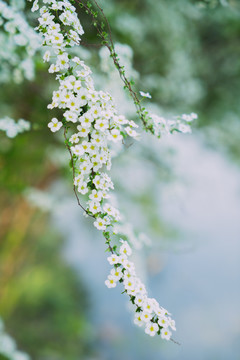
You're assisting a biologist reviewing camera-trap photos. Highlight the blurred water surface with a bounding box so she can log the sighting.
[51,133,240,360]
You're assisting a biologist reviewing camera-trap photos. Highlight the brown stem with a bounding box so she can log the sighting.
[75,0,153,133]
[63,127,95,218]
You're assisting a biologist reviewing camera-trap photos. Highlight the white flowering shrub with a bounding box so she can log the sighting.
[24,0,199,341]
[0,0,40,83]
[0,117,30,138]
[0,0,199,343]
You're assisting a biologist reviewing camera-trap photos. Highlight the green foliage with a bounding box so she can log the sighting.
[0,211,92,359]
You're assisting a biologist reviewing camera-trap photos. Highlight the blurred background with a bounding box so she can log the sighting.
[0,0,240,359]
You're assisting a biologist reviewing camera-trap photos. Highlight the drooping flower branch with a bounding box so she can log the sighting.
[28,0,197,341]
[75,0,197,136]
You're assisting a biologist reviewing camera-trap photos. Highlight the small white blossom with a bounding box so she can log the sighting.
[134,313,144,327]
[145,323,158,337]
[69,134,79,144]
[161,329,172,341]
[140,311,152,323]
[120,240,132,256]
[43,50,51,62]
[48,118,62,132]
[158,317,169,329]
[94,217,107,231]
[125,126,139,138]
[139,91,152,99]
[110,267,122,281]
[78,182,88,195]
[107,254,120,265]
[105,275,117,288]
[108,129,123,142]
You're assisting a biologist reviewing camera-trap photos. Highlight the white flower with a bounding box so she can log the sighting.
[49,64,60,73]
[120,240,132,256]
[80,159,92,174]
[39,12,54,26]
[123,276,136,291]
[125,126,139,138]
[95,118,109,132]
[78,182,88,195]
[63,110,78,123]
[77,125,90,137]
[48,118,62,132]
[43,50,51,62]
[88,201,101,214]
[134,295,146,308]
[158,316,169,329]
[155,307,167,318]
[103,203,117,217]
[137,281,147,296]
[31,0,39,12]
[139,91,152,99]
[128,120,138,128]
[107,254,120,265]
[181,112,198,122]
[80,113,92,128]
[74,175,84,187]
[105,275,117,288]
[57,53,69,70]
[161,329,172,341]
[93,175,104,189]
[89,190,103,202]
[140,311,152,323]
[50,32,64,44]
[110,267,122,281]
[91,156,102,171]
[145,322,158,337]
[169,319,176,331]
[117,254,128,266]
[134,313,144,327]
[94,217,107,231]
[178,123,191,134]
[81,141,89,152]
[113,115,128,125]
[69,134,79,144]
[78,88,88,106]
[108,129,123,142]
[142,299,154,314]
[74,80,83,93]
[90,105,102,119]
[87,142,98,155]
[71,144,84,156]
[68,97,81,112]
[122,259,135,274]
[72,56,83,65]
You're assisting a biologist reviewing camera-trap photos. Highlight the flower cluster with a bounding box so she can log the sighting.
[105,240,176,339]
[33,0,139,232]
[0,0,40,83]
[0,117,30,138]
[30,0,197,340]
[148,112,198,137]
[98,42,197,139]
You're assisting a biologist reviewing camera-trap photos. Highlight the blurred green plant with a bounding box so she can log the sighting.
[0,198,92,359]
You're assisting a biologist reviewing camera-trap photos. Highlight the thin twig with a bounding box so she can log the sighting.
[63,127,95,218]
[76,0,153,133]
[170,338,181,346]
